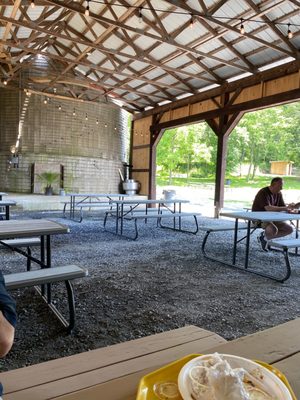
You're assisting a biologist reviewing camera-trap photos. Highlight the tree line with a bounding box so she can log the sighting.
[156,103,300,183]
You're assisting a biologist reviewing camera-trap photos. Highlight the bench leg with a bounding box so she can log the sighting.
[35,280,76,334]
[158,216,199,234]
[201,231,292,283]
[201,231,211,255]
[281,248,292,282]
[65,280,76,334]
[27,247,31,271]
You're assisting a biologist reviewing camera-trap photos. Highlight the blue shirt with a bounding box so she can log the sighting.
[0,271,17,396]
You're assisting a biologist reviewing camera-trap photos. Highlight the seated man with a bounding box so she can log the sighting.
[252,177,295,251]
[0,271,17,398]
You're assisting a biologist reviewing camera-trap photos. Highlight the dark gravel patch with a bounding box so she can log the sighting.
[1,210,300,371]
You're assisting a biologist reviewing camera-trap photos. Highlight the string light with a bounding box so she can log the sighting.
[2,78,7,85]
[189,14,195,29]
[58,105,62,110]
[78,1,299,34]
[85,0,90,16]
[30,0,35,8]
[287,23,293,39]
[138,7,142,23]
[43,97,48,104]
[85,113,88,120]
[240,18,245,35]
[104,123,108,127]
[96,119,99,125]
[73,108,76,116]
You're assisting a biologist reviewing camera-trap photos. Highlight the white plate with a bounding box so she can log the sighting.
[177,354,292,400]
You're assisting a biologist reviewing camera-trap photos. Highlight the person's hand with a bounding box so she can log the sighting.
[287,208,299,214]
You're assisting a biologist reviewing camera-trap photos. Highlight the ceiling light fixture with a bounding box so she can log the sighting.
[43,97,48,104]
[85,0,90,16]
[240,18,245,35]
[30,0,35,8]
[73,108,76,116]
[58,105,62,110]
[96,119,99,125]
[287,23,293,39]
[3,78,7,85]
[85,113,88,120]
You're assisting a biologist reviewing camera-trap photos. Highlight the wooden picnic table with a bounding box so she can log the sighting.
[105,198,191,238]
[64,193,128,221]
[0,319,298,399]
[217,210,300,282]
[0,192,7,201]
[0,219,75,330]
[0,219,69,287]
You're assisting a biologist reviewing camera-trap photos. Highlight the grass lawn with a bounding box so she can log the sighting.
[157,175,300,190]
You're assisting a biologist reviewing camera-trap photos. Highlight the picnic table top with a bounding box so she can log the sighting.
[221,210,300,221]
[0,319,298,399]
[66,193,128,198]
[0,200,16,206]
[0,219,69,239]
[110,198,190,205]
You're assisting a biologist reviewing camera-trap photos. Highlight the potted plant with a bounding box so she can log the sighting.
[37,171,60,195]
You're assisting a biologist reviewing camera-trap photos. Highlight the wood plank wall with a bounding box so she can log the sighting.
[131,116,152,195]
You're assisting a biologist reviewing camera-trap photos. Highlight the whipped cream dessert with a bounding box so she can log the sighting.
[187,353,274,400]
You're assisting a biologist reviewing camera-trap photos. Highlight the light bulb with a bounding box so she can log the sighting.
[240,19,245,35]
[287,24,293,39]
[85,1,90,16]
[189,15,195,29]
[31,0,35,8]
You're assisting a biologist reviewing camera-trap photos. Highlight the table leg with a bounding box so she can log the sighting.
[120,203,124,234]
[46,235,52,303]
[232,218,238,264]
[244,220,251,269]
[116,204,120,234]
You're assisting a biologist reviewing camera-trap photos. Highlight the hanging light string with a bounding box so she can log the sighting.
[79,0,299,37]
[85,0,90,16]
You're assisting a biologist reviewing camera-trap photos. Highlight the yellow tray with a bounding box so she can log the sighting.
[136,354,296,400]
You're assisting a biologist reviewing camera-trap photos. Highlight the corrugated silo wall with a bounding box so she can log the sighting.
[0,88,129,193]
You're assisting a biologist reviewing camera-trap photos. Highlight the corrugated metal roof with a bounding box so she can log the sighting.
[0,0,299,113]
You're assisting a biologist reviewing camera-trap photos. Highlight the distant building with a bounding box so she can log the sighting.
[270,161,293,176]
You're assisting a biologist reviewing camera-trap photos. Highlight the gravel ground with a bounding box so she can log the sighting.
[1,209,300,371]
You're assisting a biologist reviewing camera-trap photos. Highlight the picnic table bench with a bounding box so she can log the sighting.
[5,265,88,333]
[0,319,299,399]
[105,210,200,239]
[199,221,249,256]
[104,198,199,239]
[62,193,127,222]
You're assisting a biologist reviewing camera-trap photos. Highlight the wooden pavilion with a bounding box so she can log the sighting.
[1,0,300,215]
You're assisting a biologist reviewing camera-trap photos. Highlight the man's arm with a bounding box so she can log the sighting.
[264,204,289,211]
